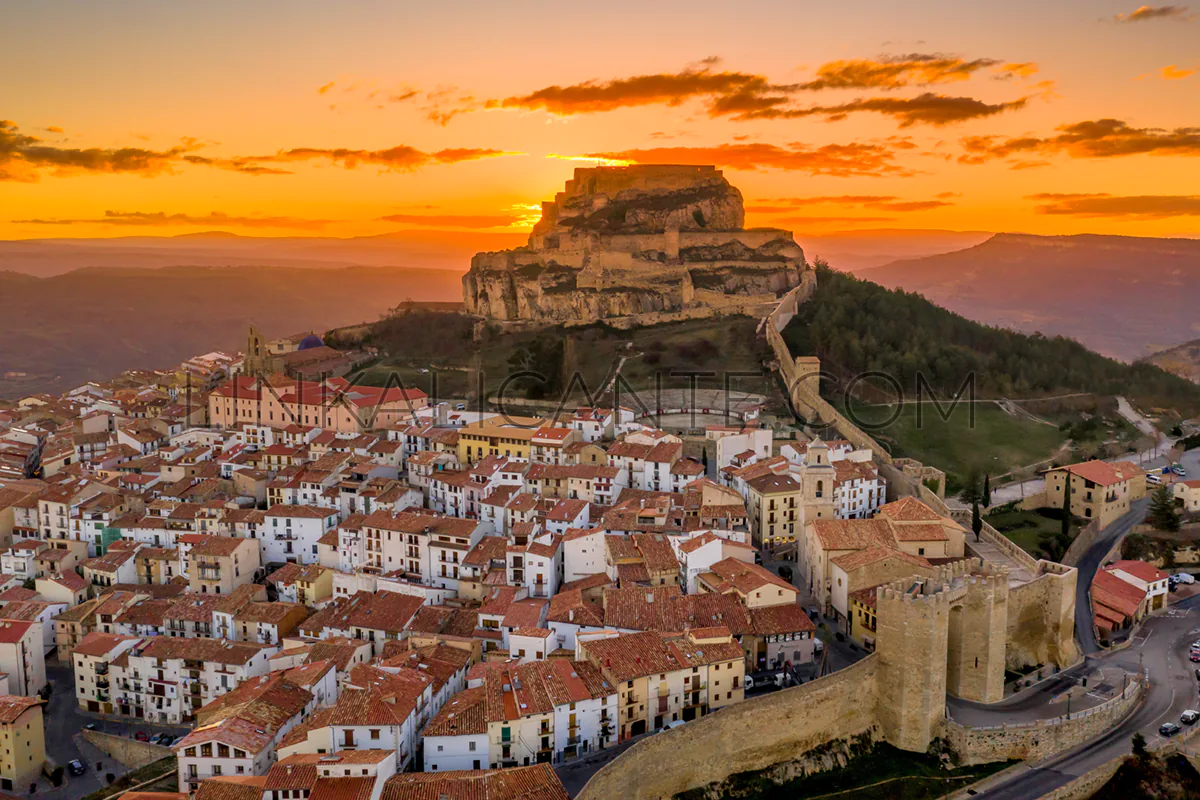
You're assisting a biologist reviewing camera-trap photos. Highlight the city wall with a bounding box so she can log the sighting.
[576,655,880,800]
[81,731,172,768]
[1037,756,1125,800]
[1061,518,1103,567]
[941,677,1142,765]
[1006,563,1080,668]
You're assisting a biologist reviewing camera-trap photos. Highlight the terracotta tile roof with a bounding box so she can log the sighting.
[1092,569,1145,619]
[701,558,795,596]
[748,603,817,636]
[189,535,248,557]
[559,573,613,593]
[889,523,949,543]
[463,536,507,568]
[1053,459,1143,488]
[405,605,479,639]
[346,592,424,634]
[808,518,895,551]
[631,533,679,575]
[73,631,138,658]
[423,686,487,737]
[309,778,375,800]
[478,586,518,618]
[502,599,547,630]
[547,589,604,627]
[830,545,931,572]
[0,620,34,643]
[264,754,323,791]
[44,571,88,592]
[381,763,569,800]
[876,496,944,522]
[1108,560,1168,584]
[137,636,273,665]
[0,695,41,724]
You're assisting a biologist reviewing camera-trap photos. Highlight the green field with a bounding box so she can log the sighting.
[839,400,1068,492]
[986,508,1075,558]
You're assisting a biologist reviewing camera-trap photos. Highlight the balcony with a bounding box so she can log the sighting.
[197,567,222,581]
[95,678,109,689]
[95,663,109,675]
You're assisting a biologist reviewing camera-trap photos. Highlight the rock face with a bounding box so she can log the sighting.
[462,165,809,324]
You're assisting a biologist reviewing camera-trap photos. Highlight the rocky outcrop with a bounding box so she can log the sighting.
[462,165,809,324]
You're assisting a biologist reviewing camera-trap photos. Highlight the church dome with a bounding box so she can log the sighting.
[298,333,324,350]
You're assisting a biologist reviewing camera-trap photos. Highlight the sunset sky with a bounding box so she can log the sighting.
[4,1,1200,241]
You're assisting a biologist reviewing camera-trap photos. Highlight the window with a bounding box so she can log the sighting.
[370,729,380,740]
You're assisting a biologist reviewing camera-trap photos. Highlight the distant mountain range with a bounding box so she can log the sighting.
[0,266,462,398]
[858,233,1200,362]
[0,230,528,277]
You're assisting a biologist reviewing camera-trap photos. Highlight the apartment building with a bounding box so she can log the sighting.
[577,629,744,740]
[72,632,143,714]
[174,673,315,792]
[111,637,276,724]
[264,506,339,566]
[0,696,45,791]
[187,536,262,595]
[0,621,46,696]
[422,658,616,771]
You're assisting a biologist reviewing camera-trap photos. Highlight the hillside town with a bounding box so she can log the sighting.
[1,322,1194,800]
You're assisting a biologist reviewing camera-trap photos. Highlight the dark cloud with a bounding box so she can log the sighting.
[485,56,1037,128]
[960,118,1200,164]
[581,142,913,178]
[1113,5,1191,22]
[377,213,520,228]
[1028,192,1200,218]
[795,54,1025,91]
[12,210,332,230]
[0,119,200,181]
[233,145,520,172]
[730,92,1029,126]
[490,65,784,114]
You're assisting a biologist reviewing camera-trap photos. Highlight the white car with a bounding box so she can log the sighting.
[1146,473,1163,485]
[1177,574,1197,585]
[1182,710,1200,725]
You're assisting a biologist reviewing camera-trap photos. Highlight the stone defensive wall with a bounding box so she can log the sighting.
[575,655,881,800]
[950,511,1080,669]
[941,676,1143,765]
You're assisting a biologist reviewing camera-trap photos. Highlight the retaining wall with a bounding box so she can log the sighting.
[81,731,172,768]
[1038,756,1125,800]
[576,654,880,800]
[942,677,1142,765]
[1062,519,1103,567]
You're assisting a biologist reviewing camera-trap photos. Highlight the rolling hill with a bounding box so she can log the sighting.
[860,233,1200,362]
[0,266,463,398]
[1146,338,1200,383]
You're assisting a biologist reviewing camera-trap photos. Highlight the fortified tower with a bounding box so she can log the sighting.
[874,559,1010,752]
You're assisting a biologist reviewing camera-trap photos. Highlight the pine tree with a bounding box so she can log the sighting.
[1061,476,1072,541]
[959,469,981,506]
[982,474,991,507]
[971,499,982,542]
[1148,485,1182,533]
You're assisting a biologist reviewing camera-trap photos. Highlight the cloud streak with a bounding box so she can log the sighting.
[1028,192,1200,218]
[960,118,1200,164]
[1113,5,1191,22]
[579,141,914,177]
[12,210,333,230]
[245,145,520,171]
[748,194,953,212]
[725,92,1029,126]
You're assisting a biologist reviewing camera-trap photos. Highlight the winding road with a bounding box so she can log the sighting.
[1074,498,1150,654]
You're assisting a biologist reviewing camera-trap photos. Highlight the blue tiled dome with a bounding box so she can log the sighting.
[298,334,324,350]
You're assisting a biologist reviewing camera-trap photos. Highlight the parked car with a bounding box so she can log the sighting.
[135,731,150,742]
[1182,710,1199,725]
[1177,574,1196,585]
[1191,652,1200,663]
[1147,473,1163,485]
[1161,722,1182,736]
[1194,668,1200,680]
[153,734,175,746]
[67,760,86,776]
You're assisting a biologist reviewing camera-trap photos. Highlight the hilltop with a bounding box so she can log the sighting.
[861,232,1200,361]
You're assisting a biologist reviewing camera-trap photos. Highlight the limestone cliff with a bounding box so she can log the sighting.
[462,165,809,324]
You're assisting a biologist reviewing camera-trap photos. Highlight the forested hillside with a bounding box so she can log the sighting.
[783,265,1200,417]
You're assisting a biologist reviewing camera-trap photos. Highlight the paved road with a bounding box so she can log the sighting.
[972,595,1200,799]
[40,658,188,800]
[1075,498,1150,654]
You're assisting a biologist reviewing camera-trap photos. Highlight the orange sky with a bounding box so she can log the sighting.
[3,2,1200,241]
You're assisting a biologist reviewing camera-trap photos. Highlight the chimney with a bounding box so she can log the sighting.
[646,592,654,603]
[568,609,575,622]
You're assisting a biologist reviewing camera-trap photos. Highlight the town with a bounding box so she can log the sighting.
[0,305,1195,800]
